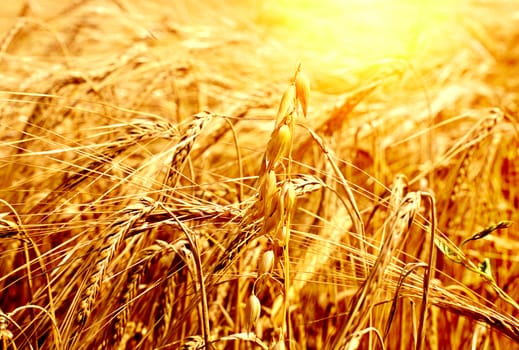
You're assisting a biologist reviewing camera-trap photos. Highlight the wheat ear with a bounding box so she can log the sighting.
[160,111,214,202]
[77,200,156,325]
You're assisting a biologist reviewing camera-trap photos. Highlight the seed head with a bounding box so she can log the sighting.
[282,182,296,215]
[295,70,310,117]
[276,83,296,126]
[270,340,286,350]
[258,250,275,274]
[275,225,289,247]
[245,294,261,332]
[261,170,277,214]
[265,124,292,171]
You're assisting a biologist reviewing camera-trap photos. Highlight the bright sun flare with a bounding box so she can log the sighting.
[258,0,463,65]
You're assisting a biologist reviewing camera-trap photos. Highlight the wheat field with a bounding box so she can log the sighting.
[0,0,518,349]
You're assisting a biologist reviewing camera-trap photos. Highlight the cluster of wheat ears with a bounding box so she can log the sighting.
[0,1,519,349]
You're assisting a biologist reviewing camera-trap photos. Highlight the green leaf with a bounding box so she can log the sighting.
[478,258,495,282]
[434,237,464,264]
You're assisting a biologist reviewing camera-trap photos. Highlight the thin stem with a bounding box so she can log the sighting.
[416,192,436,350]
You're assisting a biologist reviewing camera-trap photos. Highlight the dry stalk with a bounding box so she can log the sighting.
[0,199,61,349]
[329,191,421,349]
[405,280,519,343]
[288,185,353,309]
[0,218,22,292]
[416,192,437,350]
[2,304,62,350]
[0,310,14,349]
[158,201,213,350]
[22,119,176,222]
[302,125,364,240]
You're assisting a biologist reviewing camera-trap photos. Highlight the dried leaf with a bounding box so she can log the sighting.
[460,220,513,247]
